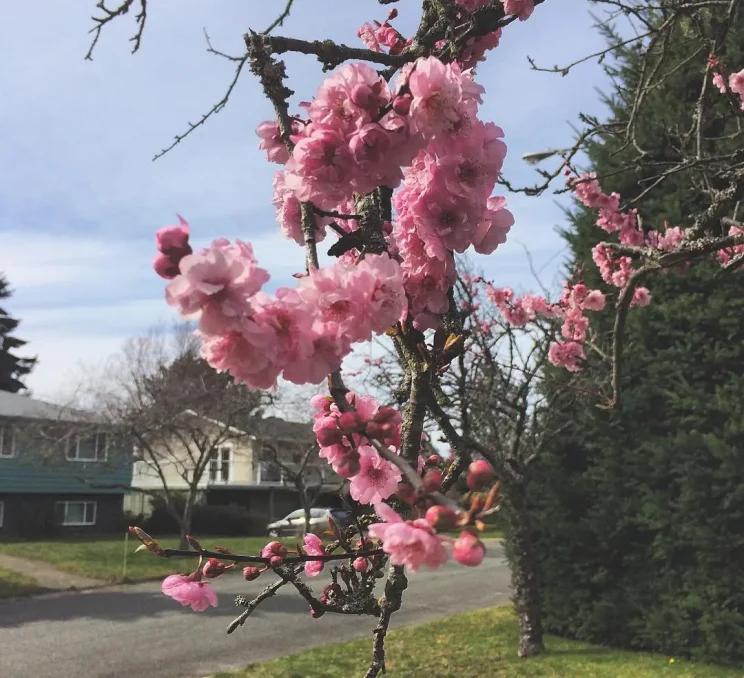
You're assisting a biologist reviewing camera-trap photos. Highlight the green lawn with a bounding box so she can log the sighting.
[214,606,741,678]
[0,535,286,583]
[0,566,47,599]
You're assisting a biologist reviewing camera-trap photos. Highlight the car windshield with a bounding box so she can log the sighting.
[283,510,305,521]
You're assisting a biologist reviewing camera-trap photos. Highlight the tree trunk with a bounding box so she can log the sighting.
[503,477,544,657]
[179,488,197,549]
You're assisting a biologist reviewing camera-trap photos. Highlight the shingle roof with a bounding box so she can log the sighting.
[0,391,95,423]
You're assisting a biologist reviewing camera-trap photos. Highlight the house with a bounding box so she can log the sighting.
[0,391,132,537]
[126,414,341,526]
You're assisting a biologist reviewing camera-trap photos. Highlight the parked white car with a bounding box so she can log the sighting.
[266,508,351,537]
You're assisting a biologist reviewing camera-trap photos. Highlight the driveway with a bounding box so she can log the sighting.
[0,543,510,678]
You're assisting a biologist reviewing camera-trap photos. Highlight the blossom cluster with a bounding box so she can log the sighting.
[156,223,406,388]
[570,172,690,305]
[311,391,402,502]
[257,56,513,331]
[711,61,744,111]
[485,281,606,372]
[393,57,513,328]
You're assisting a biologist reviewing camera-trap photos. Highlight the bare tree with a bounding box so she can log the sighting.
[96,327,267,547]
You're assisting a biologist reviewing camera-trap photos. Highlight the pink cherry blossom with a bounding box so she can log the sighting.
[631,286,652,308]
[349,445,402,505]
[161,574,217,612]
[502,0,535,21]
[165,239,269,333]
[368,503,448,572]
[303,533,326,577]
[548,340,585,372]
[256,120,293,164]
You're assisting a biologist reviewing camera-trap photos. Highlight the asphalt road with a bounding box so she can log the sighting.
[0,543,510,678]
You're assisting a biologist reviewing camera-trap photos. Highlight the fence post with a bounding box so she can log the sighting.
[122,529,129,581]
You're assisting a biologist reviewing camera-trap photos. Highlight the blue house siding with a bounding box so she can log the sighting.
[0,393,133,536]
[0,456,131,494]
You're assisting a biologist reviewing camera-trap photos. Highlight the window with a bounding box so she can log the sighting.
[0,500,4,528]
[66,432,108,462]
[0,426,16,458]
[56,501,97,526]
[257,460,284,484]
[208,446,231,483]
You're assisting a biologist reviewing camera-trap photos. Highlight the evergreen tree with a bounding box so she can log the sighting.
[0,274,36,393]
[529,9,744,664]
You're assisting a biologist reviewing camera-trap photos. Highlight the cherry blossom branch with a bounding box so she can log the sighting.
[154,544,383,565]
[228,565,302,634]
[365,564,407,678]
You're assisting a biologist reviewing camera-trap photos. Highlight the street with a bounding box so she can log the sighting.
[0,544,510,678]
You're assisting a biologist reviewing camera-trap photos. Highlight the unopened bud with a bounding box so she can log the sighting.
[422,468,443,492]
[392,94,412,115]
[466,459,496,491]
[242,566,262,581]
[425,505,458,530]
[352,557,368,573]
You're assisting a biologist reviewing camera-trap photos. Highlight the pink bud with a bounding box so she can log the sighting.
[392,94,412,115]
[155,217,190,256]
[422,468,443,492]
[453,530,486,567]
[315,426,344,447]
[261,540,288,568]
[466,459,496,491]
[335,452,361,479]
[202,557,228,579]
[396,480,417,505]
[425,505,458,530]
[426,453,442,466]
[352,557,368,573]
[153,253,180,279]
[242,566,262,581]
[338,411,363,433]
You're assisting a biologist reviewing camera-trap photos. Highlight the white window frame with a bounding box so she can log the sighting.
[0,500,4,528]
[0,425,16,459]
[257,459,285,485]
[208,446,232,484]
[56,500,97,526]
[66,432,108,462]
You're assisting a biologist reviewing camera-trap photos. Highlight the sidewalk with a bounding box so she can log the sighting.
[0,552,102,591]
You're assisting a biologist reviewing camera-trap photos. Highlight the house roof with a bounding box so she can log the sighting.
[248,416,314,442]
[0,391,96,423]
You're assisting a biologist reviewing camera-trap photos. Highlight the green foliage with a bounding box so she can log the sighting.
[0,274,36,393]
[214,606,740,678]
[530,8,744,666]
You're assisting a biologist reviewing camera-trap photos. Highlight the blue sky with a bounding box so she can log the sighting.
[0,1,611,399]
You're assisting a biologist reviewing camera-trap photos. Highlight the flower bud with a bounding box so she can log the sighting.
[261,540,288,567]
[242,565,262,581]
[338,411,363,433]
[396,480,417,505]
[153,253,180,280]
[315,425,344,447]
[202,557,229,579]
[466,459,496,491]
[352,557,368,573]
[335,452,361,479]
[422,468,443,492]
[392,94,412,115]
[453,530,486,567]
[425,505,458,530]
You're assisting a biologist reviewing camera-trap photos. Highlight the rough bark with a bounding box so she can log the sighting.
[502,476,544,657]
